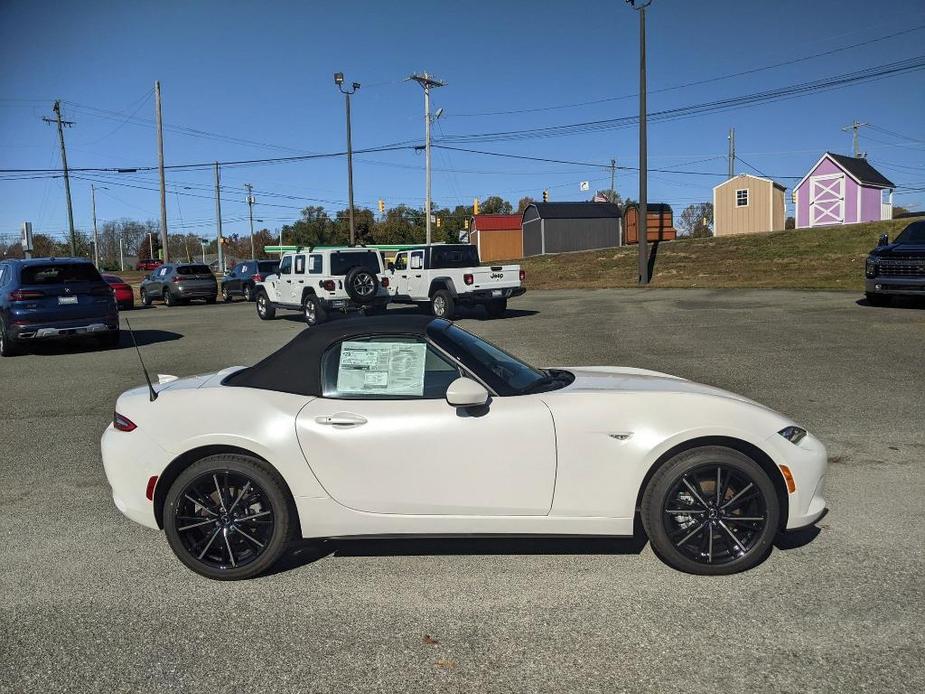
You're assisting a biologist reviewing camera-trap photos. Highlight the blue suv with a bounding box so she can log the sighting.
[0,257,119,357]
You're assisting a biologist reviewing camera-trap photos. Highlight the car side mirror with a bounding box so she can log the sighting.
[878,233,889,246]
[446,377,489,408]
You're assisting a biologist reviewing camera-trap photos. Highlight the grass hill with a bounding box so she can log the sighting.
[519,217,923,291]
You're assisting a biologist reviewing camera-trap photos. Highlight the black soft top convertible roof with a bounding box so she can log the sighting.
[224,314,441,396]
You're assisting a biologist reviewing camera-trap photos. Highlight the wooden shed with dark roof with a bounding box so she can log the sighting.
[521,202,622,256]
[623,203,677,244]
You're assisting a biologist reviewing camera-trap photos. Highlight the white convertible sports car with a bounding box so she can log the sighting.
[102,315,827,580]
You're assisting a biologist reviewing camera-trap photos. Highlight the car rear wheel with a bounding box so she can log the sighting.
[222,287,232,303]
[243,284,254,302]
[865,292,891,307]
[0,320,21,357]
[641,446,780,575]
[303,295,326,326]
[431,290,455,320]
[165,291,178,307]
[163,454,293,580]
[256,290,275,320]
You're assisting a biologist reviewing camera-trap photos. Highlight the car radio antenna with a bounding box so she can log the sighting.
[124,318,158,402]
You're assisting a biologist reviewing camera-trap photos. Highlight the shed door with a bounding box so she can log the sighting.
[809,174,844,226]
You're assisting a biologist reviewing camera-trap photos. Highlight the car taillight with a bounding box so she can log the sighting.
[463,273,474,285]
[321,280,336,291]
[253,273,264,282]
[9,289,44,301]
[381,277,389,288]
[113,411,137,432]
[519,269,525,282]
[91,285,114,296]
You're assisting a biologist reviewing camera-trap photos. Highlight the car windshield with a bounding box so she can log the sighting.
[21,263,101,284]
[330,250,381,276]
[257,261,279,274]
[431,245,479,268]
[428,321,548,396]
[177,265,211,275]
[894,221,925,244]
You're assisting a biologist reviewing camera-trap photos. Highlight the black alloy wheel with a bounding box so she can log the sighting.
[641,446,779,575]
[164,455,292,580]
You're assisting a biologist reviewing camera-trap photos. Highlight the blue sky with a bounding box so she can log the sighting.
[1,0,924,244]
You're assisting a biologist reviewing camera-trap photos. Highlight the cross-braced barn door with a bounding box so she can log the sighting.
[809,173,845,226]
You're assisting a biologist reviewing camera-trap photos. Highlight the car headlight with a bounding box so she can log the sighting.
[778,426,807,445]
[865,258,878,278]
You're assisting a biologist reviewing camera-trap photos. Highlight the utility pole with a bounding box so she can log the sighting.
[43,101,76,256]
[119,235,124,271]
[214,162,224,272]
[148,232,154,260]
[410,72,446,245]
[154,80,169,261]
[610,158,616,201]
[334,73,360,245]
[245,184,256,259]
[842,120,869,158]
[91,184,100,267]
[627,1,652,285]
[728,127,736,179]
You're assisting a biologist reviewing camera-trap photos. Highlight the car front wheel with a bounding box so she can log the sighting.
[641,446,780,575]
[256,291,276,320]
[222,287,232,303]
[140,288,151,306]
[243,284,254,302]
[163,454,293,580]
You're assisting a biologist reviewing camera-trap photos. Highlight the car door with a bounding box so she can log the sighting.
[406,250,428,299]
[154,265,171,296]
[389,252,409,299]
[290,254,308,302]
[231,263,244,293]
[295,335,557,516]
[275,255,293,304]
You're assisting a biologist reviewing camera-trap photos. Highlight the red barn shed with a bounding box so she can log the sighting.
[469,214,523,261]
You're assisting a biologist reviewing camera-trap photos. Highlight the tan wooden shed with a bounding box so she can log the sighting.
[713,174,786,236]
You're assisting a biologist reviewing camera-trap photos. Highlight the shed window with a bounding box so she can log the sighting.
[736,189,749,207]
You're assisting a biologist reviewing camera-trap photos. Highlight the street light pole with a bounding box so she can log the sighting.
[627,0,652,284]
[91,184,100,268]
[410,72,446,245]
[334,73,360,246]
[245,184,256,259]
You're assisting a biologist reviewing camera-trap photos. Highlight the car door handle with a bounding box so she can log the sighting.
[414,274,421,278]
[315,413,368,427]
[297,279,304,283]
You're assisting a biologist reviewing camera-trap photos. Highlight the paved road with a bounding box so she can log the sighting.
[1,290,923,694]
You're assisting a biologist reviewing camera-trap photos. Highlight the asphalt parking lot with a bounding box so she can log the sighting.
[1,289,923,694]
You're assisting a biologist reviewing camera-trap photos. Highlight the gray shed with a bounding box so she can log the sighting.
[521,202,622,257]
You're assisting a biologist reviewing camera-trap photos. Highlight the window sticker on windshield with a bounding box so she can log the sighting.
[337,341,426,396]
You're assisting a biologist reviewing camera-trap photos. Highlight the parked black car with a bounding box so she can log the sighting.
[0,257,119,356]
[865,220,925,306]
[221,260,279,302]
[140,263,218,306]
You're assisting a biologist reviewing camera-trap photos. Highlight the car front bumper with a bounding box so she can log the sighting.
[763,430,828,530]
[865,276,925,296]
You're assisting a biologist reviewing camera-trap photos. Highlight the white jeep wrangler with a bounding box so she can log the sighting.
[254,247,390,325]
[386,243,525,319]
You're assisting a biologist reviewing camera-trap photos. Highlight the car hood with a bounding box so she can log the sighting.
[869,243,925,257]
[556,366,769,409]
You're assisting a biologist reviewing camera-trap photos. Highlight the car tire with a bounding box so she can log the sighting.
[865,292,891,307]
[485,298,508,318]
[0,320,22,357]
[243,284,254,302]
[256,290,276,320]
[431,290,455,320]
[163,454,294,581]
[343,266,380,305]
[641,446,780,575]
[303,295,326,326]
[140,289,151,307]
[165,291,178,307]
[222,287,233,303]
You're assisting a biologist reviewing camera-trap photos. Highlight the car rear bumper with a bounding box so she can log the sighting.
[175,286,217,298]
[10,316,118,340]
[865,277,925,295]
[101,424,162,530]
[458,286,526,303]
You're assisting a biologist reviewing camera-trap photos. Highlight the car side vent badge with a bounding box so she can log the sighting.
[609,432,633,441]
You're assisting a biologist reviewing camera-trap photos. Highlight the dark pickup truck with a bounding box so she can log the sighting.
[865,220,925,306]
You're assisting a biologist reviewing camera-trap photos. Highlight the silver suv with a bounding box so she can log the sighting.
[140,263,218,306]
[254,247,390,325]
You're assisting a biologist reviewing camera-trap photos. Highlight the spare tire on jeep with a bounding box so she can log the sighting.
[343,266,379,305]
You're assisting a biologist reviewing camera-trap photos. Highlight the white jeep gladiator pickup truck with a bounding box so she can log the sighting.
[255,247,390,325]
[386,243,525,319]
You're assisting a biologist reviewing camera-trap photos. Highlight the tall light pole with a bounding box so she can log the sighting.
[334,73,360,246]
[245,183,256,259]
[410,72,446,245]
[91,184,100,268]
[627,0,652,284]
[154,80,169,262]
[214,162,224,272]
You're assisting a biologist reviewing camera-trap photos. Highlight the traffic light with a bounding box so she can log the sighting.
[542,189,549,202]
[436,217,442,228]
[464,218,469,231]
[473,197,480,215]
[378,199,385,214]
